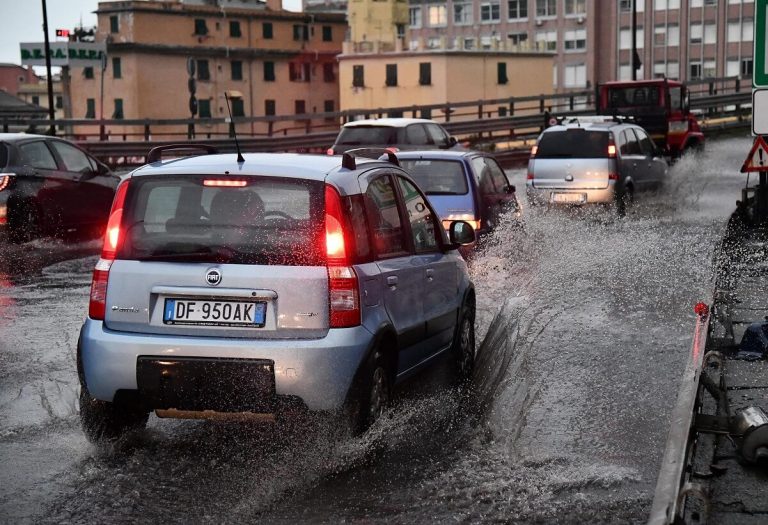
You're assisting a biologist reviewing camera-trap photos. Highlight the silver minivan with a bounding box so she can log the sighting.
[77,148,477,441]
[526,120,668,214]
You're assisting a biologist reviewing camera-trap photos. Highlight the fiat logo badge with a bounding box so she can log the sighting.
[205,268,222,286]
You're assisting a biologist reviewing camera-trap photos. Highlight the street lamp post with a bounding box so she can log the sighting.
[41,0,56,135]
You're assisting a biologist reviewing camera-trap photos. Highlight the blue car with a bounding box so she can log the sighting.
[396,150,520,242]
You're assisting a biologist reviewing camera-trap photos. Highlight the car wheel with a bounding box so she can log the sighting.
[8,201,41,244]
[615,187,634,218]
[352,347,391,435]
[453,300,476,383]
[79,387,149,443]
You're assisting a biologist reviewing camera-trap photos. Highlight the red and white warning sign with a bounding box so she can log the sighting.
[741,136,768,172]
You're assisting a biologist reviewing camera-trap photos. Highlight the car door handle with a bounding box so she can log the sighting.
[386,276,398,288]
[425,269,435,282]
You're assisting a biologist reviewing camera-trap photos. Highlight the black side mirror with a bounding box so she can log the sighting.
[449,220,476,246]
[448,136,458,147]
[505,184,516,194]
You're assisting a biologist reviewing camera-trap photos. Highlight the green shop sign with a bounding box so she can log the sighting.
[20,42,106,67]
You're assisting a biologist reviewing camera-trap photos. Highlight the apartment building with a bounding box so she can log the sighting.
[398,0,755,92]
[69,0,346,137]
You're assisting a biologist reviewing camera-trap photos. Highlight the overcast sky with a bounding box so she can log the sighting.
[0,0,303,69]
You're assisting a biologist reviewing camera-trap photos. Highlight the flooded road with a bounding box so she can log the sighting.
[0,137,750,523]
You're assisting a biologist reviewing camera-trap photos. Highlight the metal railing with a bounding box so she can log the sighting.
[0,76,752,168]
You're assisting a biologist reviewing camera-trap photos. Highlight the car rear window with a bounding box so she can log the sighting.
[399,159,469,195]
[335,126,398,146]
[606,86,661,108]
[0,143,7,168]
[536,130,610,159]
[119,175,325,266]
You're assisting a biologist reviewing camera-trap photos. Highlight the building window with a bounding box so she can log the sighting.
[419,62,431,85]
[199,99,211,118]
[386,64,398,86]
[565,0,586,15]
[264,61,275,81]
[112,57,121,79]
[323,63,335,82]
[231,98,245,117]
[689,61,702,79]
[454,1,473,24]
[396,23,405,40]
[194,19,208,36]
[655,0,681,9]
[295,100,306,115]
[463,37,476,50]
[703,60,716,78]
[564,29,586,50]
[564,63,586,87]
[536,0,557,17]
[293,24,309,41]
[619,28,645,49]
[535,30,558,51]
[231,60,243,81]
[109,15,119,33]
[497,62,508,84]
[409,6,422,28]
[704,23,716,44]
[113,98,124,119]
[620,0,645,11]
[197,59,210,81]
[265,99,276,116]
[322,26,333,41]
[83,67,94,79]
[230,20,241,38]
[289,62,311,82]
[263,22,273,39]
[353,65,365,87]
[55,96,63,109]
[508,0,528,19]
[85,98,95,118]
[742,58,754,77]
[324,100,334,121]
[690,23,702,43]
[508,32,528,46]
[481,1,501,22]
[428,5,447,26]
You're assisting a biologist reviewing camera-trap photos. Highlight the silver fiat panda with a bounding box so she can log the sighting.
[77,147,476,441]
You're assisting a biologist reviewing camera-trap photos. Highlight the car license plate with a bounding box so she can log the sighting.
[551,192,586,204]
[163,298,266,327]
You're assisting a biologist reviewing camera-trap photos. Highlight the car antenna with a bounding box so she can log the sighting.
[224,92,245,164]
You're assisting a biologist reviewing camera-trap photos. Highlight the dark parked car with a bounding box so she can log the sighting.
[397,150,520,239]
[0,133,119,243]
[327,118,459,156]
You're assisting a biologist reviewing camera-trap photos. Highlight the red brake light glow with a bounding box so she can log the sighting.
[326,148,335,156]
[530,145,538,157]
[101,180,130,260]
[203,179,248,187]
[325,185,347,263]
[386,147,400,153]
[0,174,13,192]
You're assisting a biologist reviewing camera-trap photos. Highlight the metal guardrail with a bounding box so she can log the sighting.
[648,305,712,525]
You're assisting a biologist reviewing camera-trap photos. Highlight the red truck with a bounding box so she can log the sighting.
[598,79,704,158]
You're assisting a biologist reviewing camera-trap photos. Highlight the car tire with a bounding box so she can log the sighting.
[351,347,392,435]
[615,187,633,218]
[453,299,476,383]
[8,200,41,244]
[79,387,149,443]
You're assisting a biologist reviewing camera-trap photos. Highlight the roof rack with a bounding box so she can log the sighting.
[561,115,635,127]
[146,144,219,163]
[341,148,400,170]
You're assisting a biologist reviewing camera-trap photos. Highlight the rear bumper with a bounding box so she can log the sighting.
[526,181,616,205]
[79,319,374,412]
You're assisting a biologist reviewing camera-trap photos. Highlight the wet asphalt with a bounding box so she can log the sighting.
[0,137,753,524]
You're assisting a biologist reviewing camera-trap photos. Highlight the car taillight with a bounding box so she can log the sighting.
[89,179,130,320]
[607,142,617,158]
[526,172,534,180]
[530,145,538,158]
[327,148,335,156]
[0,174,14,192]
[608,172,619,181]
[89,258,112,320]
[325,184,360,328]
[385,147,400,153]
[203,179,248,187]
